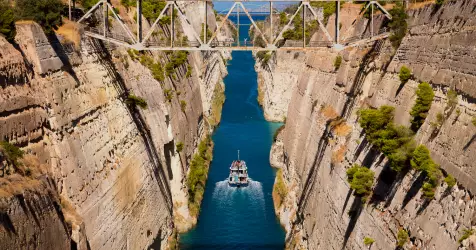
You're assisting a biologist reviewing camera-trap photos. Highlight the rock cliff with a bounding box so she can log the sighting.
[268,1,476,249]
[0,3,229,249]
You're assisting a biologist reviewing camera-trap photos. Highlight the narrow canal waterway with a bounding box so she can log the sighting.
[180,14,285,250]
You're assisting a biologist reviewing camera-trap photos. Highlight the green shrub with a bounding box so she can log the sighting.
[257,51,272,64]
[200,23,213,42]
[397,229,409,247]
[364,237,375,246]
[435,0,445,8]
[310,2,340,24]
[186,65,192,78]
[187,136,213,217]
[388,2,408,48]
[180,100,187,112]
[346,164,375,197]
[279,12,288,26]
[126,94,148,109]
[399,66,411,84]
[274,168,288,206]
[25,167,31,176]
[334,55,342,70]
[163,89,173,102]
[410,82,434,132]
[446,89,458,111]
[430,112,444,130]
[176,142,184,153]
[79,0,99,9]
[459,229,474,244]
[15,0,64,35]
[0,141,24,166]
[444,174,456,188]
[410,145,432,172]
[0,0,16,43]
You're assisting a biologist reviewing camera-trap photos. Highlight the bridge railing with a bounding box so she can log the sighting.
[343,27,389,45]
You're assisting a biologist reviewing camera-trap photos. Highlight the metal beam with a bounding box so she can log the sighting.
[207,3,237,45]
[77,0,102,23]
[137,0,142,42]
[304,2,333,42]
[238,2,269,45]
[173,3,204,46]
[273,3,303,46]
[335,0,340,44]
[373,1,392,19]
[142,3,172,44]
[106,2,137,43]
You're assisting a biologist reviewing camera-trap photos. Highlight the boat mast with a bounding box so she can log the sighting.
[238,150,240,161]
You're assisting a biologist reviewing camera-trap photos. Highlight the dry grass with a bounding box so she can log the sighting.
[408,0,435,9]
[56,19,81,49]
[15,20,36,25]
[0,154,49,198]
[331,145,347,165]
[320,105,339,120]
[60,195,83,230]
[333,122,351,137]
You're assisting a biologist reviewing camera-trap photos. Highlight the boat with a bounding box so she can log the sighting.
[228,150,249,187]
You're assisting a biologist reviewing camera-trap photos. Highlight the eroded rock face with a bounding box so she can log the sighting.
[268,1,476,249]
[0,4,229,249]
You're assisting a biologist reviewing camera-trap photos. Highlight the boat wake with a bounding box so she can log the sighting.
[212,179,266,216]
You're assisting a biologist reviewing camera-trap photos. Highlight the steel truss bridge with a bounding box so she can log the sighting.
[72,0,396,51]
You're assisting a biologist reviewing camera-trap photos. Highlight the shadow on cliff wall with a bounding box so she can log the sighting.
[341,196,364,250]
[464,134,476,151]
[47,34,81,85]
[0,211,16,235]
[86,38,173,213]
[401,172,426,209]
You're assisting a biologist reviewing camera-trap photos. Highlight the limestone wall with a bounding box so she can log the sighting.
[269,1,476,249]
[0,3,229,249]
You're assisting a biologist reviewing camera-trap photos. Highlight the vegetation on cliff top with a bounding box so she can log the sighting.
[388,2,408,48]
[15,0,64,35]
[187,136,214,217]
[0,0,16,43]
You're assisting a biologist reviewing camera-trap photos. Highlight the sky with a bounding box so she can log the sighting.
[213,1,296,12]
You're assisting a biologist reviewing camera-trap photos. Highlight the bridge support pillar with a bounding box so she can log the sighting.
[335,0,340,44]
[137,0,142,43]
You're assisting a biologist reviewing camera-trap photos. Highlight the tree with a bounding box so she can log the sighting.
[446,89,458,111]
[358,105,395,143]
[388,2,408,48]
[180,100,187,112]
[399,66,411,84]
[346,165,375,196]
[0,0,16,43]
[410,145,432,172]
[410,82,434,131]
[126,94,148,109]
[0,141,24,166]
[176,142,184,153]
[444,174,456,188]
[78,0,99,9]
[364,237,375,246]
[397,229,409,248]
[334,55,342,70]
[15,0,64,35]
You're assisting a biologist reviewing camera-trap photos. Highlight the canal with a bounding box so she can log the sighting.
[179,14,285,250]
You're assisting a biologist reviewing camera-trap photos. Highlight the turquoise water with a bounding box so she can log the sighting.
[180,15,285,250]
